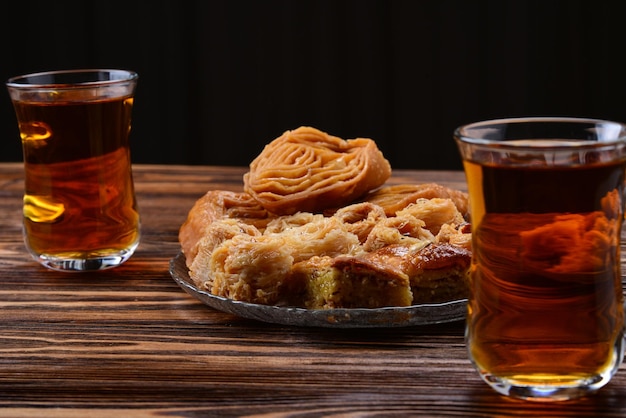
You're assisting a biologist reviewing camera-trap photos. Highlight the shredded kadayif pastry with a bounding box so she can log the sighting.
[178,126,472,309]
[364,183,470,220]
[178,190,275,266]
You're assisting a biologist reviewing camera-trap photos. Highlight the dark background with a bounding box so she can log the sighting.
[2,0,625,170]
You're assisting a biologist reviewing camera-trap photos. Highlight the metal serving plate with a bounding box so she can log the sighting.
[170,252,467,328]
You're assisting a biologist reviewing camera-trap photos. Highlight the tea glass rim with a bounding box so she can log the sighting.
[6,69,138,90]
[454,116,626,150]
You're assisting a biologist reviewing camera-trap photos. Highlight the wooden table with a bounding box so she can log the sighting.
[1,163,625,417]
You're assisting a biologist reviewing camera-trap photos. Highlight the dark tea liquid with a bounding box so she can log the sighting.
[464,159,625,387]
[13,95,140,263]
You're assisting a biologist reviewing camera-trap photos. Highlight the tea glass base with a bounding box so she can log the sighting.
[481,373,611,402]
[30,244,139,272]
[477,335,625,402]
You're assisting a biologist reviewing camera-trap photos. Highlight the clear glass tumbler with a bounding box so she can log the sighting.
[454,117,626,401]
[6,69,140,271]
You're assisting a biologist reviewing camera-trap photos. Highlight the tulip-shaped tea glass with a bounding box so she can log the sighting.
[455,117,626,401]
[6,69,140,271]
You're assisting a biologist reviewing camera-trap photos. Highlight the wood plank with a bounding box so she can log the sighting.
[0,163,625,416]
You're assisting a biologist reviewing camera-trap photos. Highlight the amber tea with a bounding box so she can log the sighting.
[455,118,626,401]
[7,70,140,271]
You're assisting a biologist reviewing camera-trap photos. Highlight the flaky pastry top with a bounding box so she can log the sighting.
[243,126,392,215]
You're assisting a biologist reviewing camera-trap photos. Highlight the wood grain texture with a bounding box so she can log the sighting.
[1,163,626,417]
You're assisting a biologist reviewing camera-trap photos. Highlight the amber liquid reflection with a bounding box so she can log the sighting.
[464,160,625,388]
[13,96,139,262]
